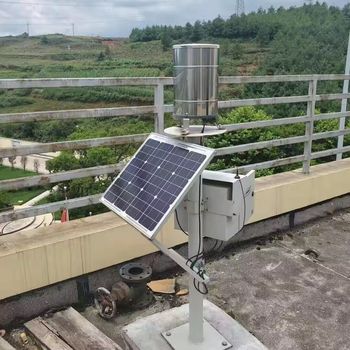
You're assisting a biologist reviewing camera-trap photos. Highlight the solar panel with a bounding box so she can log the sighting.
[101,133,214,239]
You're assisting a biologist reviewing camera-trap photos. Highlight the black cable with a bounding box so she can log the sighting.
[185,177,204,270]
[215,240,225,251]
[193,278,208,295]
[197,176,203,258]
[211,238,219,251]
[175,208,188,236]
[238,176,247,226]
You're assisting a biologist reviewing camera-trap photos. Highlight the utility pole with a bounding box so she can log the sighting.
[71,23,75,36]
[26,22,30,36]
[236,0,245,16]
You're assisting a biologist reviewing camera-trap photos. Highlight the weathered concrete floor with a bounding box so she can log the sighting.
[82,209,350,350]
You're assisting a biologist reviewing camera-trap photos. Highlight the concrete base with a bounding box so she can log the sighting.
[123,300,267,350]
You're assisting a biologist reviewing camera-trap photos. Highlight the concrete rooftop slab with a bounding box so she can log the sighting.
[82,208,350,350]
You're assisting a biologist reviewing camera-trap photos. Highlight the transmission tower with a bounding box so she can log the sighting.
[236,0,245,16]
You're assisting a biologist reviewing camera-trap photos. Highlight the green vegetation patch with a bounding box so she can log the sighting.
[6,188,43,206]
[0,165,36,180]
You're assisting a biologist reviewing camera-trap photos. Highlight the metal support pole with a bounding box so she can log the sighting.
[336,32,350,161]
[154,84,164,133]
[187,177,204,344]
[303,79,317,174]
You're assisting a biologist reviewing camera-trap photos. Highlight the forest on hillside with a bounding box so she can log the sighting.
[130,3,350,75]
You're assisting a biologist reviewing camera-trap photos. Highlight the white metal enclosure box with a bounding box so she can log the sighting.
[175,170,255,241]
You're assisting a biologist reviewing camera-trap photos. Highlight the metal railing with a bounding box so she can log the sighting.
[0,74,349,224]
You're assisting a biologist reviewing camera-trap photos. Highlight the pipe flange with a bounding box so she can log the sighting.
[120,262,152,284]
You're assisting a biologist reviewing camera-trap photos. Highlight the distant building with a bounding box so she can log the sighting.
[0,137,59,174]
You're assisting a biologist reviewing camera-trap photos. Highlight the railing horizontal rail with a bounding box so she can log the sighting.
[0,194,101,224]
[214,135,308,156]
[0,106,155,124]
[219,74,350,84]
[313,111,350,121]
[312,129,350,141]
[0,77,174,89]
[222,144,350,175]
[224,116,310,131]
[220,93,350,110]
[0,134,148,158]
[315,93,350,101]
[2,145,350,223]
[1,75,350,90]
[1,102,349,127]
[219,95,310,108]
[310,145,350,159]
[0,164,123,191]
[223,154,306,173]
[223,112,350,132]
[1,114,348,158]
[3,129,348,190]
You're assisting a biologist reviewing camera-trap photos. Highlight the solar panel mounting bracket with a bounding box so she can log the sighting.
[152,238,209,283]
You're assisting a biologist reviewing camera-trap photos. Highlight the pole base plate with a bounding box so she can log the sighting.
[122,300,268,350]
[162,320,232,350]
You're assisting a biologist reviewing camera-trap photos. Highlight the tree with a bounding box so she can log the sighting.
[184,22,193,41]
[8,156,16,170]
[206,107,283,171]
[97,51,105,61]
[191,21,203,42]
[20,156,27,171]
[40,36,49,45]
[33,159,39,173]
[160,31,172,51]
[104,45,112,58]
[47,151,80,173]
[209,16,225,37]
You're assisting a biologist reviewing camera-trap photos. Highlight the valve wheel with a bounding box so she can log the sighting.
[94,287,117,320]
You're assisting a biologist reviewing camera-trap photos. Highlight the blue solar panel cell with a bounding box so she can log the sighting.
[101,133,214,239]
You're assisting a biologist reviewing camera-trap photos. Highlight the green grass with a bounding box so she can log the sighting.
[0,166,43,206]
[0,165,36,180]
[6,188,44,205]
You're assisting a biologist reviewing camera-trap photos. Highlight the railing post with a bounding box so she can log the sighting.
[303,78,317,174]
[336,32,350,161]
[154,83,164,133]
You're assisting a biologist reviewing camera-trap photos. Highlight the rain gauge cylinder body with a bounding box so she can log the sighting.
[173,44,219,121]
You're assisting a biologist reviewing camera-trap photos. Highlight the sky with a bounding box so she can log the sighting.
[0,0,349,38]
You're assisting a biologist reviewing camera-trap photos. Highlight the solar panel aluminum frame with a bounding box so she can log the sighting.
[101,133,215,240]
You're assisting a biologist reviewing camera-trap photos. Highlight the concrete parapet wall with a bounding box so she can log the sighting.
[1,159,350,323]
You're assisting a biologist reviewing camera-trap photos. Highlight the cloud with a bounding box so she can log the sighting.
[0,0,348,37]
